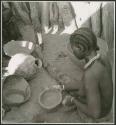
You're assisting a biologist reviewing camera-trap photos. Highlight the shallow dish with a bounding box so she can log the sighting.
[39,88,62,110]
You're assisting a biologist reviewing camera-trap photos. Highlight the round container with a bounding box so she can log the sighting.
[2,75,31,106]
[39,88,62,110]
[3,40,35,57]
[7,53,42,80]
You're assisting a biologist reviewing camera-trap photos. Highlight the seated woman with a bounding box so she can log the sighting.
[48,27,113,119]
[61,27,113,119]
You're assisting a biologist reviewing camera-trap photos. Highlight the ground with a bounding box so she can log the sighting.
[2,30,113,123]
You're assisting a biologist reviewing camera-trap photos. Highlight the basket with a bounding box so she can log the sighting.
[3,40,35,57]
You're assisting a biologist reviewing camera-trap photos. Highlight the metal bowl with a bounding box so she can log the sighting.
[3,40,35,57]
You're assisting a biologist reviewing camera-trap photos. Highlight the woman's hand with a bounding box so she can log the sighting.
[52,84,64,91]
[62,95,75,106]
[58,74,71,86]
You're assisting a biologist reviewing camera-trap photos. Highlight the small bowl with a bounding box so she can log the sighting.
[39,88,62,110]
[3,40,35,57]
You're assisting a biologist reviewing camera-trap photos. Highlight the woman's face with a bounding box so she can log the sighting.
[71,42,86,60]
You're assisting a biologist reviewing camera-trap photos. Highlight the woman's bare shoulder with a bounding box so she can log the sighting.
[85,60,105,80]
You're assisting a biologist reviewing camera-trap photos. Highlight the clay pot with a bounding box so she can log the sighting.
[2,75,31,106]
[7,53,42,80]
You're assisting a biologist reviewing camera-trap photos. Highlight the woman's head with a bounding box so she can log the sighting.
[70,27,99,60]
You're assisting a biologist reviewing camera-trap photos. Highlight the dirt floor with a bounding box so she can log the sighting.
[2,30,113,123]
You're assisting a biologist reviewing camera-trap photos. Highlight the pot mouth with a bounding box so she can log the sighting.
[6,93,25,103]
[2,75,31,106]
[3,86,31,106]
[35,58,42,69]
[3,89,25,104]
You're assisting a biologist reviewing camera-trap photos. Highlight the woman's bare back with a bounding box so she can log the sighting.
[86,59,113,117]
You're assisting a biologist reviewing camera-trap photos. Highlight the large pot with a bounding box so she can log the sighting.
[6,53,42,80]
[2,75,31,106]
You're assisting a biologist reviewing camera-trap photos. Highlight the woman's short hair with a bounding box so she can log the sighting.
[70,27,99,51]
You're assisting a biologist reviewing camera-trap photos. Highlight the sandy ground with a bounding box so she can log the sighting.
[2,30,114,123]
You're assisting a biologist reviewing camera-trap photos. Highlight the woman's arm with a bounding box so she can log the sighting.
[34,41,81,91]
[44,62,81,91]
[72,71,101,119]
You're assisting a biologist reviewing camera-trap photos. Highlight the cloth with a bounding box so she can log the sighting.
[49,2,59,26]
[2,4,22,48]
[57,2,76,27]
[10,2,42,43]
[29,2,41,32]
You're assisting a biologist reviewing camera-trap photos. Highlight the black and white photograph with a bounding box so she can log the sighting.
[1,1,115,124]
